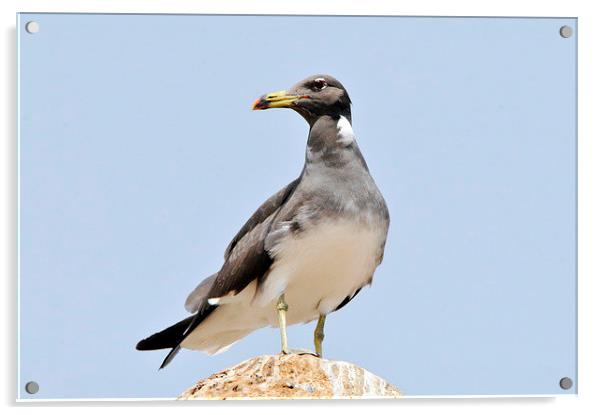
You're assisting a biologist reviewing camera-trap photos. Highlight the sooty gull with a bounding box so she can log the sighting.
[136,74,390,368]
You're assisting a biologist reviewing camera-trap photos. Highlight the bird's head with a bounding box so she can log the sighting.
[252,74,352,124]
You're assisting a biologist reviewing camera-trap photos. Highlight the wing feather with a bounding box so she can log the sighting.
[224,178,300,259]
[187,178,301,306]
[150,178,302,368]
[184,273,217,313]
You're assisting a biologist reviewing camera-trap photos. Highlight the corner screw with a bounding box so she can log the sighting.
[559,25,573,38]
[25,381,39,394]
[559,377,573,390]
[25,21,40,34]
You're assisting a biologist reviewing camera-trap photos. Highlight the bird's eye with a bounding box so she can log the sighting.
[312,78,328,91]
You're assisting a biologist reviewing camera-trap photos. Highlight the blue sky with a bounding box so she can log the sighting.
[18,14,576,399]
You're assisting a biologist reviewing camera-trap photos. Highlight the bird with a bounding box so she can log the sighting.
[136,74,390,369]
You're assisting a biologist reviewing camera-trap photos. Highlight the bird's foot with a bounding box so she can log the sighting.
[281,347,319,357]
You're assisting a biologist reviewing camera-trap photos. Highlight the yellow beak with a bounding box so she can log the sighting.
[252,90,308,110]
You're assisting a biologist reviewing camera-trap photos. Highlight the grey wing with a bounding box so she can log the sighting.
[187,178,301,306]
[224,178,300,260]
[207,218,275,299]
[184,273,217,313]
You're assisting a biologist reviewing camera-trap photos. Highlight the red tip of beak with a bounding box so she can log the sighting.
[252,97,268,110]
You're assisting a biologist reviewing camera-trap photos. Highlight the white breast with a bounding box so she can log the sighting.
[256,218,386,323]
[181,219,387,354]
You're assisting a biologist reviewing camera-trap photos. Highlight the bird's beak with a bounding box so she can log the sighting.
[252,90,308,110]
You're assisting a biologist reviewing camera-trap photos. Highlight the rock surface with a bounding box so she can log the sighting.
[178,354,401,400]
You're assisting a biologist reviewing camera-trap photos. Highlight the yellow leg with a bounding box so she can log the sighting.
[277,294,289,353]
[314,314,326,357]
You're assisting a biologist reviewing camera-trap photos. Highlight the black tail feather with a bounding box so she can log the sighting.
[159,345,182,369]
[136,303,218,369]
[136,316,194,351]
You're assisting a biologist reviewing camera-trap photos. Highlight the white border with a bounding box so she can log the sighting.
[13,393,571,403]
[3,1,600,414]
[15,9,21,406]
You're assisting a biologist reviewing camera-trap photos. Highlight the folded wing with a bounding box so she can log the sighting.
[148,178,301,368]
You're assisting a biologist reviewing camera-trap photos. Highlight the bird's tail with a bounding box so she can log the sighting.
[136,316,194,351]
[136,304,217,369]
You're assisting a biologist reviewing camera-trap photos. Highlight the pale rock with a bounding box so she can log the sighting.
[178,354,402,400]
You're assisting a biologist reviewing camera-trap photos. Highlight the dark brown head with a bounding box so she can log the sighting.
[252,74,352,125]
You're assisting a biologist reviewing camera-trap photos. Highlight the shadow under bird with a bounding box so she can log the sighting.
[136,74,390,368]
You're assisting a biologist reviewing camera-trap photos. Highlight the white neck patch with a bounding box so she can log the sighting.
[336,116,355,145]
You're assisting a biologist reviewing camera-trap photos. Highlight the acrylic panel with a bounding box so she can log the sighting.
[17,13,577,400]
